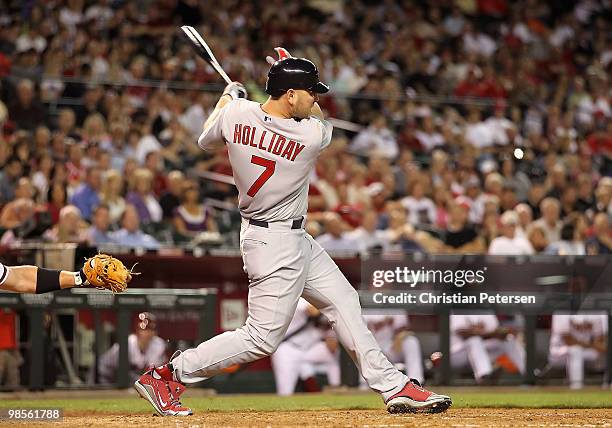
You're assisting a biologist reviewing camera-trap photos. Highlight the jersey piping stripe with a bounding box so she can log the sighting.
[0,263,7,285]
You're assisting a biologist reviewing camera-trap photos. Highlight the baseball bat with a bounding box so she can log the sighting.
[180,27,364,134]
[180,25,233,85]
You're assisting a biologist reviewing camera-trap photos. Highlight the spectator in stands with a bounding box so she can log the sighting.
[31,153,54,203]
[46,183,67,225]
[144,151,167,197]
[531,197,563,245]
[384,206,425,254]
[414,115,445,152]
[110,204,160,250]
[351,115,398,159]
[75,88,104,128]
[65,141,86,188]
[575,174,595,213]
[13,177,35,201]
[87,204,114,246]
[316,213,359,254]
[98,312,166,384]
[81,113,110,150]
[442,198,484,253]
[70,167,102,221]
[545,217,587,256]
[488,210,534,255]
[527,224,549,254]
[0,157,23,204]
[56,108,79,140]
[8,78,46,131]
[173,180,217,241]
[586,213,612,255]
[546,163,568,200]
[43,204,89,244]
[348,210,389,254]
[548,314,607,389]
[401,179,436,226]
[126,168,163,224]
[432,183,450,229]
[159,170,185,221]
[100,169,126,226]
[0,198,36,245]
[514,203,532,239]
[594,178,612,217]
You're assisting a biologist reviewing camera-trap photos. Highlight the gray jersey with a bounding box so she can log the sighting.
[198,99,333,221]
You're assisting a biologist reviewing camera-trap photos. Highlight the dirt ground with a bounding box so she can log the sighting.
[4,409,612,428]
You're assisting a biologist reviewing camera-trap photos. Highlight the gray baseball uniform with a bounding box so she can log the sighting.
[171,99,408,400]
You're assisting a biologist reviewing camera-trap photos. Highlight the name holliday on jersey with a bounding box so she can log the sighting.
[372,292,536,305]
[232,124,305,161]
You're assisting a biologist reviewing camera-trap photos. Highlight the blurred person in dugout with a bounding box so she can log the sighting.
[98,312,166,384]
[271,298,340,396]
[361,310,424,385]
[548,313,607,389]
[450,314,525,383]
[0,310,22,389]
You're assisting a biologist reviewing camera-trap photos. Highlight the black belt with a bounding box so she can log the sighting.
[248,217,304,229]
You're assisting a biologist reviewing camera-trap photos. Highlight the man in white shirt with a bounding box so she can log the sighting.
[488,210,535,255]
[350,115,398,159]
[401,181,436,226]
[347,210,390,254]
[530,197,562,245]
[316,213,360,254]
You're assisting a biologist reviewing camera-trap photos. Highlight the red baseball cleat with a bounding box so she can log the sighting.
[134,370,192,416]
[385,379,451,414]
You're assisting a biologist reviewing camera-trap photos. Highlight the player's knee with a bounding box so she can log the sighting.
[243,324,283,355]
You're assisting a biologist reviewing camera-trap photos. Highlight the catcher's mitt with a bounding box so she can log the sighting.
[80,254,136,293]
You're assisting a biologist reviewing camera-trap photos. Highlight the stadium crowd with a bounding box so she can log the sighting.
[0,0,610,256]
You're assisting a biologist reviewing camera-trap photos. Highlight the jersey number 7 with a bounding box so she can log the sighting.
[247,155,276,197]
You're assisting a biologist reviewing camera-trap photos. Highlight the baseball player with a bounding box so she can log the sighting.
[362,310,424,384]
[548,313,607,389]
[450,314,525,382]
[271,298,340,395]
[135,55,451,416]
[98,312,167,384]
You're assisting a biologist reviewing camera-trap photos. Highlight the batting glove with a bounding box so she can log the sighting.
[223,82,248,99]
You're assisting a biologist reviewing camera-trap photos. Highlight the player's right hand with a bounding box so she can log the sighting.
[223,81,247,99]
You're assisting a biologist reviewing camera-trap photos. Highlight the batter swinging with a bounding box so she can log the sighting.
[134,57,451,416]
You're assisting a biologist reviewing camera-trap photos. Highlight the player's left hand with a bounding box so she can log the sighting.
[80,254,137,293]
[223,81,248,99]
